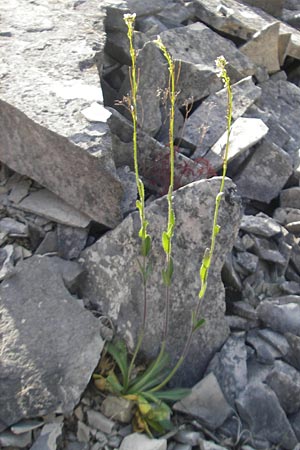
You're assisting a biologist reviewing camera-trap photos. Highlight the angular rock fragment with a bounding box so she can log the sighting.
[236,382,298,449]
[119,433,166,450]
[280,187,300,209]
[183,77,261,157]
[0,101,123,228]
[240,214,282,237]
[205,334,247,406]
[80,178,241,386]
[0,256,103,430]
[257,329,290,357]
[173,373,232,430]
[257,298,300,336]
[240,22,280,74]
[204,118,268,172]
[265,361,300,414]
[285,332,300,370]
[241,0,283,17]
[234,139,293,203]
[30,422,63,450]
[56,224,89,260]
[246,330,282,364]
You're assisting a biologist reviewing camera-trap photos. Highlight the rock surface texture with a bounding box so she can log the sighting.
[1,0,300,449]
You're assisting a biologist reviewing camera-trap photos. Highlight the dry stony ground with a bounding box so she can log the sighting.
[1,1,300,450]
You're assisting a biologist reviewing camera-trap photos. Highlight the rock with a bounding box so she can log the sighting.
[56,224,89,260]
[80,178,241,386]
[222,253,242,291]
[18,189,91,228]
[252,236,287,264]
[119,432,167,450]
[81,103,112,123]
[256,329,290,357]
[235,251,259,274]
[198,441,228,450]
[174,430,203,446]
[280,187,300,209]
[30,422,63,450]
[157,22,256,103]
[35,231,58,256]
[0,245,15,281]
[7,176,31,204]
[172,444,192,450]
[289,410,300,441]
[236,382,298,449]
[240,214,282,237]
[86,410,115,434]
[227,301,257,321]
[183,77,261,157]
[116,166,137,217]
[246,330,282,364]
[11,419,44,434]
[0,430,32,448]
[174,373,232,430]
[77,421,91,443]
[0,100,123,228]
[234,139,293,203]
[225,315,259,331]
[101,396,134,423]
[241,0,283,17]
[285,332,300,371]
[193,0,300,60]
[256,298,300,336]
[205,118,268,172]
[0,217,28,237]
[0,255,104,430]
[265,361,300,414]
[240,22,280,74]
[205,334,247,406]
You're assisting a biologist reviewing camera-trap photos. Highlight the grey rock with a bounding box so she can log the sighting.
[30,422,63,450]
[234,139,293,203]
[183,77,261,157]
[174,373,232,430]
[246,330,282,364]
[236,382,298,449]
[0,256,103,430]
[11,419,44,434]
[0,245,15,281]
[174,430,203,446]
[289,410,300,441]
[241,0,283,17]
[86,410,115,434]
[80,178,241,386]
[172,445,192,450]
[101,396,134,423]
[235,251,259,274]
[77,421,90,443]
[0,217,28,237]
[57,224,89,260]
[157,22,255,104]
[252,236,287,265]
[225,315,259,331]
[205,334,247,406]
[119,433,167,450]
[285,332,300,370]
[240,22,280,73]
[222,253,242,291]
[18,189,91,228]
[286,221,300,234]
[247,357,275,384]
[81,103,112,123]
[280,280,300,295]
[240,214,282,237]
[280,187,300,209]
[8,177,32,204]
[193,0,300,60]
[256,298,300,336]
[265,363,300,414]
[198,441,228,450]
[0,430,32,448]
[228,301,257,321]
[0,100,123,228]
[50,257,84,295]
[256,329,290,357]
[35,231,58,256]
[117,166,137,217]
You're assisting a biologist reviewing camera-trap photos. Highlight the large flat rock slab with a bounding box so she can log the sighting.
[0,0,124,227]
[0,256,104,431]
[0,99,123,228]
[80,178,241,386]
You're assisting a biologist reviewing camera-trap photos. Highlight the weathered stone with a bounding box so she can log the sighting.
[56,224,89,260]
[234,139,293,203]
[80,178,241,386]
[18,189,91,228]
[77,421,91,443]
[205,334,247,406]
[227,301,257,321]
[198,441,228,450]
[0,430,32,448]
[256,298,300,336]
[225,315,259,331]
[157,22,256,104]
[81,103,112,123]
[289,410,300,441]
[0,100,123,227]
[174,373,232,430]
[252,236,287,264]
[0,256,103,430]
[174,430,203,446]
[280,187,300,209]
[236,382,298,449]
[205,118,268,172]
[0,0,124,227]
[101,396,134,423]
[222,253,242,291]
[265,362,300,414]
[30,422,63,450]
[183,77,261,157]
[119,433,166,450]
[240,22,280,73]
[240,214,282,237]
[193,0,300,60]
[256,329,290,357]
[285,332,300,371]
[0,217,28,237]
[246,330,282,364]
[116,166,137,217]
[0,245,15,281]
[86,410,115,434]
[241,0,283,17]
[10,419,44,434]
[7,177,32,204]
[35,231,58,256]
[235,251,259,274]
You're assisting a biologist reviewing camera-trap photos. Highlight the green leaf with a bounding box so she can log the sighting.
[214,224,220,235]
[106,340,128,386]
[128,350,170,393]
[170,208,175,228]
[192,318,206,332]
[145,261,153,278]
[136,199,142,211]
[106,372,124,394]
[162,257,174,287]
[141,235,151,257]
[162,231,170,254]
[149,388,191,402]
